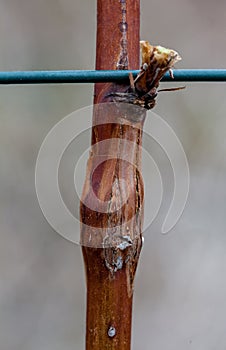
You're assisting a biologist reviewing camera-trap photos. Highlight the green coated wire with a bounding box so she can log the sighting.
[0,69,225,84]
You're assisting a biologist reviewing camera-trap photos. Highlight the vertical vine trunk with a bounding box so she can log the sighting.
[81,1,145,349]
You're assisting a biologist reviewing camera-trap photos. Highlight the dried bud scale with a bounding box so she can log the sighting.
[109,40,183,110]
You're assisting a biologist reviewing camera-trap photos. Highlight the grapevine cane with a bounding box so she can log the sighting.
[80,1,181,349]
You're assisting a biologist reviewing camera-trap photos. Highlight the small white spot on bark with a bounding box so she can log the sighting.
[108,326,116,338]
[115,256,123,270]
[117,235,133,250]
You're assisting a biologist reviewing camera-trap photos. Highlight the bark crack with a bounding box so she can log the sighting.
[117,0,128,69]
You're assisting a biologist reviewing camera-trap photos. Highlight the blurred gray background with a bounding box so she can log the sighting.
[1,0,226,349]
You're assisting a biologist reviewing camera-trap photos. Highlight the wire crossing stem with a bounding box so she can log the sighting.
[0,69,226,84]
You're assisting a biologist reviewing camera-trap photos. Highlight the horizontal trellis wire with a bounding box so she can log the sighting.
[0,69,225,84]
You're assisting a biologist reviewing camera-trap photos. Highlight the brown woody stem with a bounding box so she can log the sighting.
[80,1,144,349]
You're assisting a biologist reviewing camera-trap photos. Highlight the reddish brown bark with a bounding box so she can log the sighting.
[80,1,144,349]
